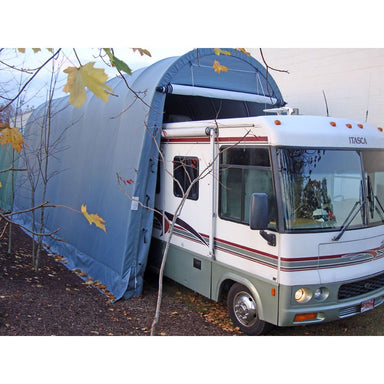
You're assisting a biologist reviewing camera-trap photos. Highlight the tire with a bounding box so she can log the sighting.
[227,283,272,336]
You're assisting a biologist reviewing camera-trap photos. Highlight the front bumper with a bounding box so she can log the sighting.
[278,281,384,327]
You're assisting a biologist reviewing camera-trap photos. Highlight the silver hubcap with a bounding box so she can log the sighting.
[233,291,258,327]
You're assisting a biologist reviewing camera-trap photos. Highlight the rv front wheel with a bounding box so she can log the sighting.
[228,283,272,336]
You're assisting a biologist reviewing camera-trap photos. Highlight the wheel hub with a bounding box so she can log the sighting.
[233,292,257,327]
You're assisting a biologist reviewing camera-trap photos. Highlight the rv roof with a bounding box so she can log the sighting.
[162,115,384,149]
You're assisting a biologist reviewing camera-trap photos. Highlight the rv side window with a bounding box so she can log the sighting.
[173,156,199,200]
[219,147,276,229]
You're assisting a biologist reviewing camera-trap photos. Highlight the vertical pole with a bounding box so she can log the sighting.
[209,127,217,260]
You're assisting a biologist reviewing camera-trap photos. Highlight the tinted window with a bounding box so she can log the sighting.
[173,156,199,200]
[219,147,276,228]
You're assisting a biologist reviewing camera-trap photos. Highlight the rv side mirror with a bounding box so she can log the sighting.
[249,193,269,230]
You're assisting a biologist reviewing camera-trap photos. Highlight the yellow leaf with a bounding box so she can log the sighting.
[236,48,251,56]
[63,62,112,108]
[81,204,106,232]
[0,127,26,153]
[213,60,228,74]
[0,182,2,188]
[214,48,231,56]
[17,48,44,54]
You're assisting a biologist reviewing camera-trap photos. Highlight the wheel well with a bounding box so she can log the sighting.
[218,279,236,302]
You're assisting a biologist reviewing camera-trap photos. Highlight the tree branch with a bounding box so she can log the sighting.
[259,48,289,104]
[0,49,62,112]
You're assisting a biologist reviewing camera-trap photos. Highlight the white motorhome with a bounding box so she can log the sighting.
[150,112,384,335]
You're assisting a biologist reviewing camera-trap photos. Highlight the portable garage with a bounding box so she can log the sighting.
[13,48,285,300]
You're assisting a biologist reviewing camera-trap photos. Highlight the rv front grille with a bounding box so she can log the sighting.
[338,296,384,318]
[338,273,384,300]
[339,305,360,318]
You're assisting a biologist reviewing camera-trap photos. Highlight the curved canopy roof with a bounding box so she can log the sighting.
[14,49,284,300]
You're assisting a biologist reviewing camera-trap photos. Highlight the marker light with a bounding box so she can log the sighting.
[358,124,364,129]
[330,121,336,127]
[275,120,281,126]
[294,313,317,322]
[378,127,383,132]
[346,123,352,129]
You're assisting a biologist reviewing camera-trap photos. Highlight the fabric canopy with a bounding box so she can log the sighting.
[13,48,284,300]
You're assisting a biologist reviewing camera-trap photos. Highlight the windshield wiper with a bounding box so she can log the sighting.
[367,175,384,222]
[332,199,366,241]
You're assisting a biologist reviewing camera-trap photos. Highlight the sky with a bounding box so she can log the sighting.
[0,48,191,111]
[3,0,382,112]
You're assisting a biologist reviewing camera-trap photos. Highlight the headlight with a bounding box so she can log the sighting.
[314,287,329,302]
[294,287,312,303]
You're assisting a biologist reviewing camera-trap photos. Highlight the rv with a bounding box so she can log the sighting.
[13,49,384,335]
[150,112,384,335]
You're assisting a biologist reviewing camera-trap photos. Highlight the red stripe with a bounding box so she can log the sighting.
[173,226,384,267]
[162,136,268,144]
[214,236,278,260]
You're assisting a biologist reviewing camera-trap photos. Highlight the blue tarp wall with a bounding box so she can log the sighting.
[13,48,284,300]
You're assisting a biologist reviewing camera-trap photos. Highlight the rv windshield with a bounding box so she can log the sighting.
[278,148,384,231]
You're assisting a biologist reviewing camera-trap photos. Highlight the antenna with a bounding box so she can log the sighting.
[322,90,329,117]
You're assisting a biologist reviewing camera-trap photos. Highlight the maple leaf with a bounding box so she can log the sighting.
[81,204,106,232]
[132,48,152,57]
[213,60,228,74]
[63,62,112,108]
[0,127,26,153]
[214,48,232,56]
[236,48,251,56]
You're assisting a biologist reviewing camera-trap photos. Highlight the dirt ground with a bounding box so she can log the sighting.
[0,223,240,336]
[1,222,384,337]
